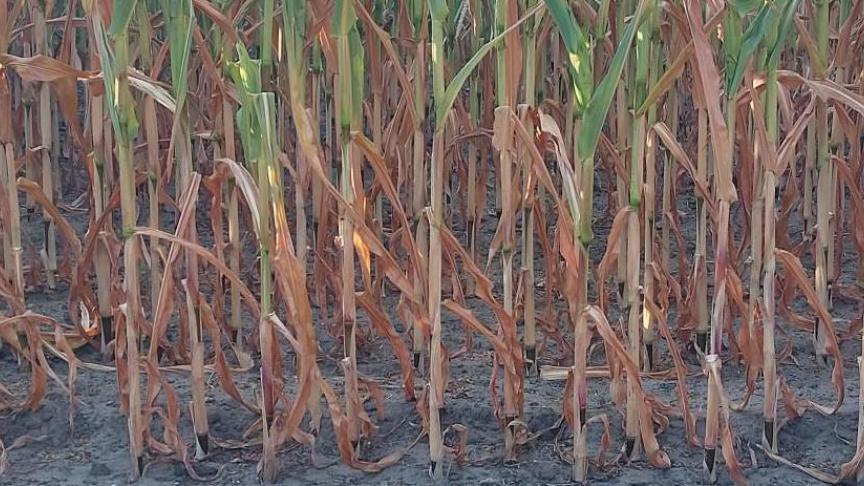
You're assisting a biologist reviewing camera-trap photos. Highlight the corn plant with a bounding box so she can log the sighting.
[88,0,144,476]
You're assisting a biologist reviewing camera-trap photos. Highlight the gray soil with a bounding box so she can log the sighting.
[0,165,860,486]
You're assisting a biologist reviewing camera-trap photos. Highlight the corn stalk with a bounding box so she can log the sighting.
[813,0,832,360]
[546,0,648,479]
[89,0,144,476]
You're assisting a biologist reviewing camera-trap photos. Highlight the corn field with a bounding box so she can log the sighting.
[5,0,864,484]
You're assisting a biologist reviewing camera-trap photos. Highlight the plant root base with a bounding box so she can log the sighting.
[196,433,209,457]
[645,343,654,371]
[763,420,775,452]
[625,437,636,459]
[429,460,444,481]
[695,333,708,354]
[525,346,536,375]
[101,315,114,346]
[704,447,717,484]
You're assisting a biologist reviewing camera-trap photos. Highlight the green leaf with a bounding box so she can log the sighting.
[160,0,194,110]
[545,0,592,112]
[595,0,611,39]
[256,92,278,165]
[108,0,139,38]
[284,0,306,39]
[233,44,262,95]
[135,1,153,68]
[449,0,464,32]
[332,0,358,37]
[408,0,425,36]
[767,0,801,67]
[282,0,307,86]
[235,104,256,162]
[729,0,763,16]
[544,0,585,59]
[577,0,648,162]
[349,25,365,126]
[723,7,743,92]
[435,2,545,130]
[429,0,449,21]
[727,1,772,96]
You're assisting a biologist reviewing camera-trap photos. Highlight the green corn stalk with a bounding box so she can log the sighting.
[310,39,324,249]
[87,18,114,353]
[230,44,290,481]
[282,0,323,432]
[698,0,775,480]
[758,0,799,454]
[693,0,710,353]
[284,0,308,263]
[369,0,385,245]
[493,0,521,461]
[428,0,448,476]
[748,34,768,447]
[661,57,677,282]
[520,0,542,375]
[830,0,850,295]
[813,0,832,360]
[0,0,21,302]
[332,0,365,446]
[261,0,275,85]
[615,0,632,303]
[136,0,162,338]
[760,0,799,454]
[31,4,56,289]
[89,0,144,476]
[625,0,656,460]
[545,0,648,480]
[216,0,243,352]
[409,0,429,371]
[425,0,545,476]
[159,0,209,459]
[702,5,744,482]
[466,0,481,281]
[641,46,660,370]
